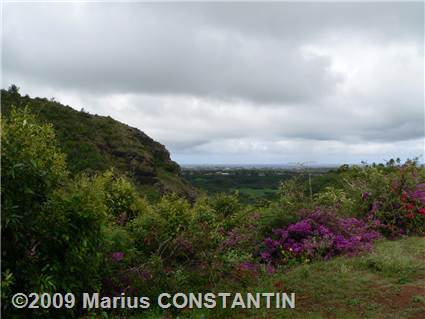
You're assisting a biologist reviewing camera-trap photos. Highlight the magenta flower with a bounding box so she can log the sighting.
[260,209,380,266]
[111,251,124,262]
[287,220,312,235]
[409,184,425,205]
[260,252,272,262]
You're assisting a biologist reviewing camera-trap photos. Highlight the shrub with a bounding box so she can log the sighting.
[257,178,312,236]
[1,107,68,315]
[1,108,108,317]
[38,175,107,293]
[260,209,380,266]
[2,107,68,272]
[278,179,312,212]
[313,186,355,216]
[99,170,150,223]
[360,162,425,236]
[258,202,303,236]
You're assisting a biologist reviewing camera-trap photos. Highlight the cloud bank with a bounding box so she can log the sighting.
[3,2,424,164]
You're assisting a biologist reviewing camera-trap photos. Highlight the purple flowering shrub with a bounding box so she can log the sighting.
[260,209,380,266]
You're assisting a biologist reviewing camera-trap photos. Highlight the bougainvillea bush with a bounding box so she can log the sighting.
[260,209,380,266]
[359,162,425,237]
[308,161,425,237]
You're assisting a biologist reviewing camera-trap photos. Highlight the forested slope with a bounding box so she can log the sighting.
[1,87,195,200]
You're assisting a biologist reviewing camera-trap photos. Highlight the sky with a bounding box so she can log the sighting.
[2,2,424,165]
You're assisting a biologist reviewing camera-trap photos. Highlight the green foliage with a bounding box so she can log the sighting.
[257,202,301,235]
[278,178,312,212]
[155,194,193,235]
[1,106,67,215]
[98,170,151,222]
[7,84,20,95]
[313,186,355,215]
[328,161,425,235]
[1,107,67,293]
[1,108,107,317]
[208,192,242,220]
[1,89,195,200]
[256,179,311,234]
[39,175,107,292]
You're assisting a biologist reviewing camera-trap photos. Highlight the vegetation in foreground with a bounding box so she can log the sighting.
[1,94,425,318]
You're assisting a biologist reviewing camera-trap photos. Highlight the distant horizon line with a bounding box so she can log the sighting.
[179,159,424,167]
[179,163,402,167]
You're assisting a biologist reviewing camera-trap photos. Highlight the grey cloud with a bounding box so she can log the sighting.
[191,3,424,42]
[2,2,424,164]
[4,2,422,105]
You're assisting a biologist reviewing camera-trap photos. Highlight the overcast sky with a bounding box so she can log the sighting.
[2,2,424,165]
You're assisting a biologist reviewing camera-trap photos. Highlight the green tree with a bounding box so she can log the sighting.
[1,107,107,317]
[2,107,68,285]
[7,84,20,95]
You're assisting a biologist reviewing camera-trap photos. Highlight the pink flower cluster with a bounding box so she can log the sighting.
[260,209,380,265]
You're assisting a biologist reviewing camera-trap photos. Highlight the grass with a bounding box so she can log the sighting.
[125,237,425,318]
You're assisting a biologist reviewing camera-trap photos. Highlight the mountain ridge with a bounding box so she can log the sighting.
[1,87,196,200]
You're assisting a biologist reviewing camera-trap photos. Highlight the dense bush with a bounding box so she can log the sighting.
[2,107,68,315]
[39,176,107,293]
[2,108,68,274]
[1,108,108,317]
[260,209,380,267]
[342,161,425,236]
[100,170,150,222]
[301,161,425,237]
[370,163,424,236]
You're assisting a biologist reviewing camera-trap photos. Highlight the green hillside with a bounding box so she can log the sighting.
[1,87,196,200]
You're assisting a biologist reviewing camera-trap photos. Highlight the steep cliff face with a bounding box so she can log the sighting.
[1,89,196,200]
